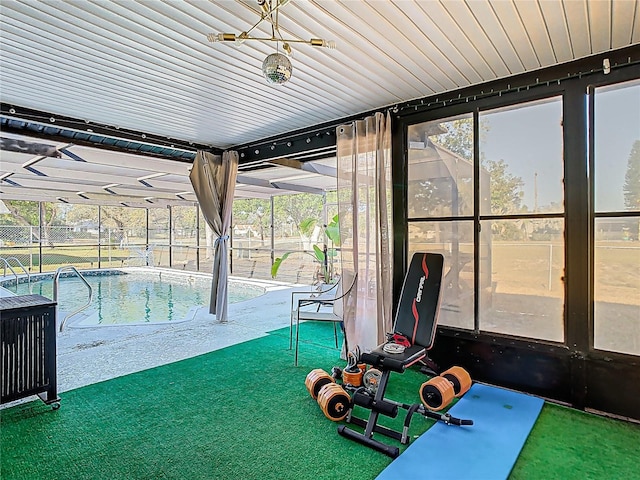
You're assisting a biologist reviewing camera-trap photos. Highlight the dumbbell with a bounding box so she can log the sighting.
[419,366,472,411]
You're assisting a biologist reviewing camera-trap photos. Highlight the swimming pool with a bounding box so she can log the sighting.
[10,269,265,327]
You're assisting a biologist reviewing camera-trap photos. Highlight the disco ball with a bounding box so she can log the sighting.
[262,53,293,84]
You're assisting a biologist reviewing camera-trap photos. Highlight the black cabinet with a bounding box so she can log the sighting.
[1,295,60,408]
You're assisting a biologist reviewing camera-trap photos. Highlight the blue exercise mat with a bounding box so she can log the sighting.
[376,383,544,480]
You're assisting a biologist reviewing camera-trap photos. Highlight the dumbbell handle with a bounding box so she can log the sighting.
[420,408,473,426]
[449,417,474,426]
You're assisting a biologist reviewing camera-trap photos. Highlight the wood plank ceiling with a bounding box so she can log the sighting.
[1,0,639,206]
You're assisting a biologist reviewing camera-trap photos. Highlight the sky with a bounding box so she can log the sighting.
[479,80,639,213]
[480,97,563,212]
[594,80,640,212]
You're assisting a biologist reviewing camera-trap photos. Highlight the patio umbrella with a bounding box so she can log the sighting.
[190,150,238,322]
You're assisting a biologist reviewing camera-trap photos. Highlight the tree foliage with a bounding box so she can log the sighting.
[623,140,640,210]
[484,159,525,215]
[419,118,525,218]
[231,198,271,243]
[0,200,60,245]
[0,200,58,227]
[272,194,324,232]
[63,204,98,224]
[430,116,489,162]
[623,139,640,241]
[431,117,474,161]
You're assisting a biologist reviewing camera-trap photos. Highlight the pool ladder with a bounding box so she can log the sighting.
[55,266,93,332]
[0,256,31,292]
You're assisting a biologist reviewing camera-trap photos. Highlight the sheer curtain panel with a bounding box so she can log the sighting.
[336,111,393,352]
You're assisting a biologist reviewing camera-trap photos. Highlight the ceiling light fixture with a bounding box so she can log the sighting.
[206,0,335,85]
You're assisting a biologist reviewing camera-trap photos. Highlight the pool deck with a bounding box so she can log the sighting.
[1,275,314,408]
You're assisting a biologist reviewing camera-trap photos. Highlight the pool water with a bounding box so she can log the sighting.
[15,271,264,327]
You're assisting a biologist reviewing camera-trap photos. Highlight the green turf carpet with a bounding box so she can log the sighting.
[2,322,639,480]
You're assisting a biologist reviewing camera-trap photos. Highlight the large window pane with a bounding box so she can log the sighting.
[479,219,564,341]
[232,198,273,277]
[101,206,146,247]
[172,206,198,270]
[408,221,474,330]
[594,218,640,355]
[407,114,474,218]
[594,80,640,213]
[593,79,640,355]
[149,209,169,267]
[149,208,169,245]
[479,97,564,215]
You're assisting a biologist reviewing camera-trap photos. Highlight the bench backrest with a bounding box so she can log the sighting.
[393,252,444,349]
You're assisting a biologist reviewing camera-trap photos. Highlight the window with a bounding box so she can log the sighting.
[407,115,475,329]
[593,80,640,356]
[478,97,565,341]
[408,221,475,329]
[407,98,565,339]
[407,114,474,219]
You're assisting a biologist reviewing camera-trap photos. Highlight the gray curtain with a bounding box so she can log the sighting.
[189,150,238,322]
[336,111,393,352]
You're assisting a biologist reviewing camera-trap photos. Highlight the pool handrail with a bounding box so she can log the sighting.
[1,256,31,289]
[54,266,93,332]
[1,257,23,292]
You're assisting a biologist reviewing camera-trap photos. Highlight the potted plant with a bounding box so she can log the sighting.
[271,214,340,284]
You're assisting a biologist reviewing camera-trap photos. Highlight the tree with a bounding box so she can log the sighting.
[64,204,146,245]
[623,140,640,210]
[430,116,489,161]
[0,200,59,245]
[430,117,527,237]
[623,140,640,240]
[431,117,474,161]
[272,193,324,234]
[484,159,525,215]
[171,205,198,241]
[232,198,271,245]
[415,118,525,219]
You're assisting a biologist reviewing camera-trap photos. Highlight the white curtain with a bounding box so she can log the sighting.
[336,111,393,352]
[189,150,238,322]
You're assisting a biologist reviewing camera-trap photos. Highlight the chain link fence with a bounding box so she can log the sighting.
[0,198,332,285]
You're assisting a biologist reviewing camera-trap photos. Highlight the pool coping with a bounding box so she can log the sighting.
[0,267,296,328]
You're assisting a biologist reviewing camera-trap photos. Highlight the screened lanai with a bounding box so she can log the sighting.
[1,5,640,475]
[0,131,339,283]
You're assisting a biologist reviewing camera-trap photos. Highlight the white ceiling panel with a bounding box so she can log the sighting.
[513,1,557,67]
[588,0,613,53]
[611,0,638,47]
[564,0,593,59]
[537,0,574,63]
[491,0,541,70]
[1,0,637,150]
[440,1,511,78]
[1,0,639,207]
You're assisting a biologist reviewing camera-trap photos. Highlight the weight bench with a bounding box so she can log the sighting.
[337,252,472,457]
